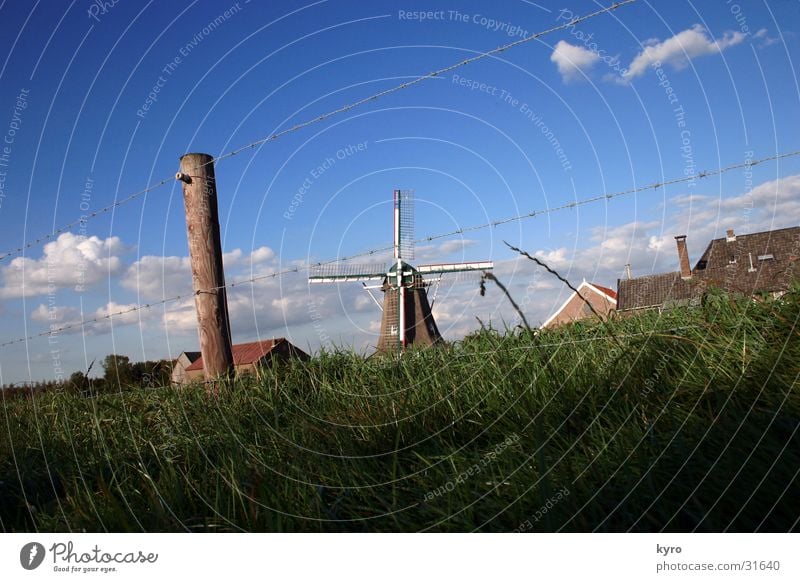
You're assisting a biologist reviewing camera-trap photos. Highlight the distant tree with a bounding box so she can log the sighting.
[103,354,134,389]
[67,371,90,394]
[131,359,172,388]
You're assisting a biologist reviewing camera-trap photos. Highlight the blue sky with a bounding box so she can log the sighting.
[0,0,799,384]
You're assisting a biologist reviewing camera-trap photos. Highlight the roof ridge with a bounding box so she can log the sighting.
[708,225,800,242]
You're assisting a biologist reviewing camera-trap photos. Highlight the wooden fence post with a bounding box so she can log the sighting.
[176,153,234,388]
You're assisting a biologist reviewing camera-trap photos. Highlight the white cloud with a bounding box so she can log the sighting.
[250,246,275,263]
[623,24,746,81]
[415,239,479,262]
[754,28,779,47]
[0,233,125,299]
[121,255,192,300]
[550,40,600,82]
[30,303,79,323]
[121,246,278,301]
[35,300,142,337]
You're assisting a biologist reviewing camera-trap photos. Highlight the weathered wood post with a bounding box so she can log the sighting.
[176,153,234,388]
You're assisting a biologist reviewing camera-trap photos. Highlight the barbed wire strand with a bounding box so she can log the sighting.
[0,1,635,263]
[0,148,793,350]
[0,179,173,262]
[420,149,800,243]
[201,1,637,169]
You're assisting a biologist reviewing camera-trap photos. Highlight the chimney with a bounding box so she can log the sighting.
[624,263,632,280]
[726,228,736,242]
[675,235,692,279]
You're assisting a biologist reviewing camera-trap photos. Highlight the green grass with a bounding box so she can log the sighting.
[1,289,799,532]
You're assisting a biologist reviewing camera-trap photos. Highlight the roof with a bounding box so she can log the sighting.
[617,272,702,311]
[179,351,201,362]
[617,226,800,311]
[591,283,617,300]
[185,339,293,372]
[540,280,618,328]
[693,226,800,295]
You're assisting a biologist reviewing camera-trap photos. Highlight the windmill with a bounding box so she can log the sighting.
[309,190,493,353]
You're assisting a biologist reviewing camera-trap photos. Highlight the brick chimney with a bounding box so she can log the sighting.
[726,228,736,242]
[675,235,692,279]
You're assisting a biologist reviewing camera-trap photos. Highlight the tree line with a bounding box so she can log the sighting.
[1,355,173,399]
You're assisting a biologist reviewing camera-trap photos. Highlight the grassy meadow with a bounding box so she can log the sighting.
[1,289,798,532]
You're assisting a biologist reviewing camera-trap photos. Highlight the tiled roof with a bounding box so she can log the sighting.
[618,226,800,311]
[591,283,617,300]
[617,272,702,311]
[693,226,800,295]
[185,339,286,372]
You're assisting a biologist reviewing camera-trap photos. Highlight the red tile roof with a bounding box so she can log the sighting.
[591,283,618,300]
[185,339,286,372]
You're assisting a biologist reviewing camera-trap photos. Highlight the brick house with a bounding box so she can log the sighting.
[541,280,618,328]
[617,226,800,313]
[178,339,309,384]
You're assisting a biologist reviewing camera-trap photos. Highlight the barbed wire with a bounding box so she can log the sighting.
[0,295,186,348]
[0,147,793,351]
[200,1,637,169]
[419,149,800,243]
[0,1,634,263]
[0,179,173,262]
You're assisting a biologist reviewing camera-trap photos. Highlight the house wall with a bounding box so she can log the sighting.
[184,368,206,383]
[546,289,615,328]
[171,355,193,385]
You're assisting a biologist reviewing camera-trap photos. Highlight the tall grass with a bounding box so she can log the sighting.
[1,289,798,532]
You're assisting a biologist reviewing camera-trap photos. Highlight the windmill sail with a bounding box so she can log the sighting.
[308,263,387,283]
[395,189,415,260]
[417,261,493,274]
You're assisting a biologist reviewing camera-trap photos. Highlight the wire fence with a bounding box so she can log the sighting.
[0,1,634,264]
[1,148,795,350]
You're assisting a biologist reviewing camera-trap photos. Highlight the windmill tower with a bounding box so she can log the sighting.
[309,190,493,354]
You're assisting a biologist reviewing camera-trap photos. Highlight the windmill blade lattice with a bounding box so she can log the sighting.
[308,263,387,283]
[397,189,415,260]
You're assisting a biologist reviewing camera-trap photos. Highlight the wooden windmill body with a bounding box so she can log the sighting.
[309,190,493,354]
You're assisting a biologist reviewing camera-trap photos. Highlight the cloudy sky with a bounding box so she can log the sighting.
[0,0,798,383]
